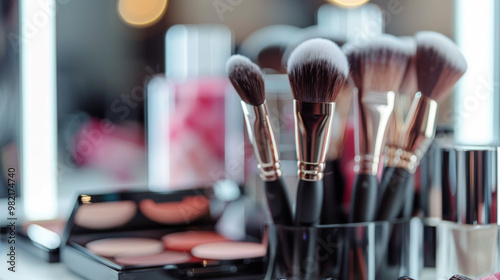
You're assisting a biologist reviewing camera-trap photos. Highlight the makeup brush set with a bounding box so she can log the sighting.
[227,30,468,279]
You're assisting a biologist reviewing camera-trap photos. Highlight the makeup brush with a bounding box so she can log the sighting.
[382,37,417,179]
[226,55,294,226]
[380,36,418,218]
[321,83,352,225]
[287,38,349,227]
[343,35,409,223]
[376,31,467,221]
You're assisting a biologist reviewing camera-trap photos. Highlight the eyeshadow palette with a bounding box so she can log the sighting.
[62,187,267,280]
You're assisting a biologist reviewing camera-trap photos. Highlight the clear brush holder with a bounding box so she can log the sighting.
[265,218,422,280]
[437,221,500,280]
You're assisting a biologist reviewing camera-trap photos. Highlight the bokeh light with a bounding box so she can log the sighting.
[327,0,369,8]
[118,0,168,27]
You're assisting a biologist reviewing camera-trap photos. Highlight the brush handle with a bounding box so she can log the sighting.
[349,174,378,223]
[294,179,323,226]
[264,177,293,226]
[378,166,390,203]
[376,167,411,221]
[321,159,345,224]
[400,173,415,218]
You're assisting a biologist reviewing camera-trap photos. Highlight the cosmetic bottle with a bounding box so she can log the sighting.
[436,145,500,280]
[147,25,244,190]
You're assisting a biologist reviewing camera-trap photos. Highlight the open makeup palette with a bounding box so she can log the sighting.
[62,187,268,280]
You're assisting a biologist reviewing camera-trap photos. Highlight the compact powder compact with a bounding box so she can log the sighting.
[18,218,67,262]
[62,188,267,280]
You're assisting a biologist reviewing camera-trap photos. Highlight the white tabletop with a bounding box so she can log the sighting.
[1,246,436,280]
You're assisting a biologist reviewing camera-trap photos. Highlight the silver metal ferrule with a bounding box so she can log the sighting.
[353,90,395,175]
[396,92,438,173]
[241,101,282,181]
[293,100,335,181]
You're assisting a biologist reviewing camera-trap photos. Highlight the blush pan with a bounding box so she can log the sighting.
[139,195,209,224]
[114,251,191,266]
[162,231,228,251]
[85,237,163,257]
[191,241,267,260]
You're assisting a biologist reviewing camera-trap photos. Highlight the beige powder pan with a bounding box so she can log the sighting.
[74,201,137,230]
[162,231,228,251]
[114,251,191,266]
[85,237,163,257]
[191,241,267,260]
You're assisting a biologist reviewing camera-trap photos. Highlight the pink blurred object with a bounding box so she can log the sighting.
[478,272,500,280]
[168,77,231,188]
[72,118,145,181]
[341,118,356,214]
[2,142,20,181]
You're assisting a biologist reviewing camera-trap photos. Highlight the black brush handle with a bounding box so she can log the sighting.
[400,173,415,218]
[376,167,411,221]
[294,179,323,226]
[349,174,378,223]
[378,166,390,204]
[264,177,294,226]
[321,159,345,224]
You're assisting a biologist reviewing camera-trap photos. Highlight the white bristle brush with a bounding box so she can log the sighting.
[343,34,410,223]
[287,38,348,226]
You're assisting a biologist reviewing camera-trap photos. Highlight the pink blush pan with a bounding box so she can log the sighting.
[162,231,228,251]
[191,241,267,260]
[114,251,191,266]
[85,238,164,257]
[139,196,209,224]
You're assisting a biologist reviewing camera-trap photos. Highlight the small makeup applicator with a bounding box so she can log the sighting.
[375,31,467,221]
[226,55,294,226]
[343,35,410,223]
[287,38,349,227]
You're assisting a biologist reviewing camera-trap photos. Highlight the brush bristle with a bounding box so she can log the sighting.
[226,55,265,106]
[415,31,467,101]
[343,34,410,93]
[287,38,348,103]
[399,36,418,95]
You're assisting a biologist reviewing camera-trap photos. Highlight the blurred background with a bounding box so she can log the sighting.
[0,0,498,221]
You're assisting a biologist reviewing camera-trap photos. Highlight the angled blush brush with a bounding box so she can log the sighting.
[227,55,294,226]
[376,31,467,221]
